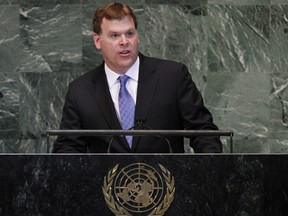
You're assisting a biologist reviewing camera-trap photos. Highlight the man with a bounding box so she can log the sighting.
[52,2,222,153]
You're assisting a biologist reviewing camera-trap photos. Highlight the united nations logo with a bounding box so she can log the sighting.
[102,163,175,216]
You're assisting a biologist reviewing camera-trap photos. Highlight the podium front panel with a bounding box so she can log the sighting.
[0,154,287,215]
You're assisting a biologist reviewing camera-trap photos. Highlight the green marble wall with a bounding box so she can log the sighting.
[0,0,287,153]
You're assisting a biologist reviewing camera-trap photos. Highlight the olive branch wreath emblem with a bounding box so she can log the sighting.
[102,163,175,216]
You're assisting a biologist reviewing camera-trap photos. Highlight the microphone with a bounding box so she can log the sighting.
[135,119,145,127]
[134,118,149,128]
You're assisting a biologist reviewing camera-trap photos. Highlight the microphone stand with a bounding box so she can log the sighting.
[107,119,173,153]
[133,120,173,153]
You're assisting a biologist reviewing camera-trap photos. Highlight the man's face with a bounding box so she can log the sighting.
[93,15,139,74]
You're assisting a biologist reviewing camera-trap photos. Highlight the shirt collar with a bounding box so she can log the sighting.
[105,57,140,88]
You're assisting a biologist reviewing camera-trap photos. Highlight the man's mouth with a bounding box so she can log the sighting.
[119,50,130,54]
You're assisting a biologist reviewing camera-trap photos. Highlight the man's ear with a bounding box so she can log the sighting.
[93,33,101,49]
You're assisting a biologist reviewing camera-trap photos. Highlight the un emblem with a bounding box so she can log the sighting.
[102,163,175,216]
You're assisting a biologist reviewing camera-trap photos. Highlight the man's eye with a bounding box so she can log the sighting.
[126,31,135,38]
[110,34,119,38]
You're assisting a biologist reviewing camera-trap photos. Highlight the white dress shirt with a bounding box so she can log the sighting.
[104,57,139,120]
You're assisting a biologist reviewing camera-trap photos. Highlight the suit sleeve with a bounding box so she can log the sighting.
[176,64,222,153]
[52,83,88,153]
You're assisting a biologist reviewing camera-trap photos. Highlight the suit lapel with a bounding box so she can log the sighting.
[91,64,121,129]
[132,54,159,151]
[135,54,159,120]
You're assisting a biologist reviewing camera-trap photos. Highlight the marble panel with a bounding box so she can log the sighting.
[0,139,19,152]
[270,138,288,153]
[144,0,207,5]
[81,4,102,73]
[206,4,270,73]
[18,72,76,141]
[0,0,18,4]
[208,0,270,5]
[271,75,288,137]
[270,4,288,151]
[0,6,21,149]
[205,72,271,152]
[204,4,272,152]
[0,73,19,139]
[19,4,82,73]
[20,0,81,7]
[143,4,209,94]
[81,0,145,5]
[271,0,288,4]
[0,5,20,73]
[0,137,48,153]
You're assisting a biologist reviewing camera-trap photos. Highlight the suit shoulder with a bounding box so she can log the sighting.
[142,55,186,69]
[69,66,102,87]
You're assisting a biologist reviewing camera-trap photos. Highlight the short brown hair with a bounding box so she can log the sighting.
[92,2,138,34]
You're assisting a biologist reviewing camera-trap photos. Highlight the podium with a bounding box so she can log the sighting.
[0,154,288,215]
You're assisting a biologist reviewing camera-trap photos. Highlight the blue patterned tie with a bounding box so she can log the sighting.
[118,75,135,148]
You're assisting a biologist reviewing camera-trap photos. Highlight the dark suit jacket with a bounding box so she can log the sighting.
[53,53,222,153]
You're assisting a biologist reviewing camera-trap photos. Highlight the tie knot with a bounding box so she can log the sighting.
[118,75,130,86]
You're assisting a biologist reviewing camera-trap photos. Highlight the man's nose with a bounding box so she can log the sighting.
[120,35,128,45]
